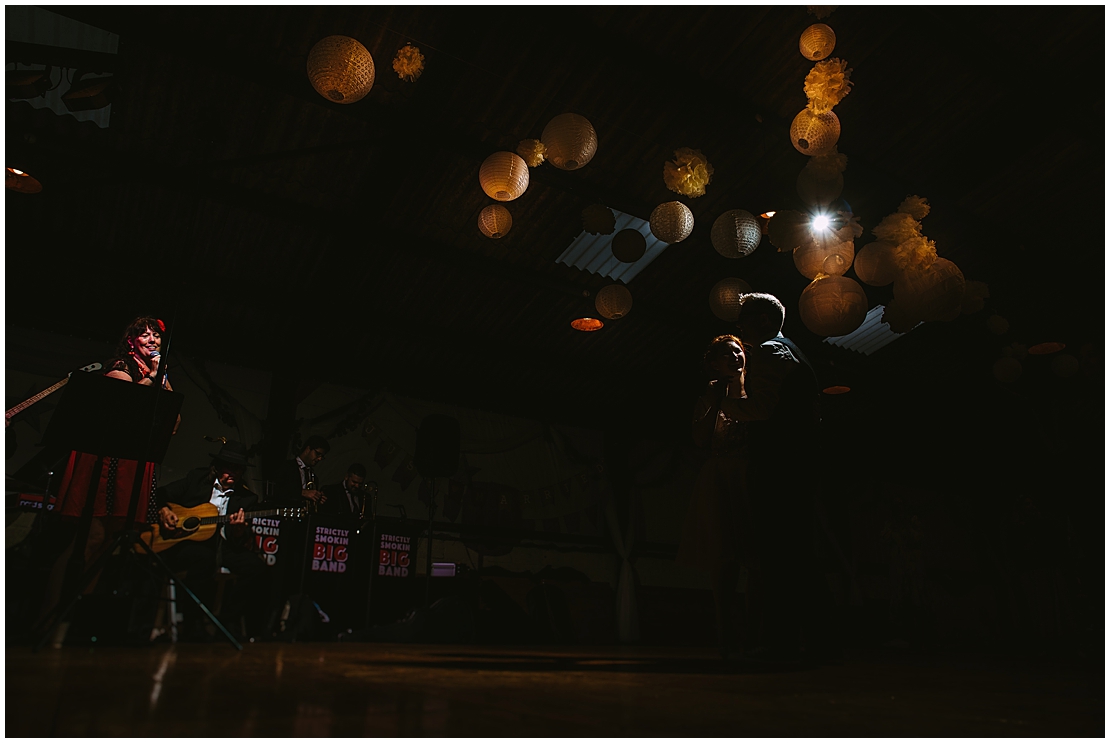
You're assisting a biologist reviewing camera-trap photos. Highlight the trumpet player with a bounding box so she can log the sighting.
[275,435,329,509]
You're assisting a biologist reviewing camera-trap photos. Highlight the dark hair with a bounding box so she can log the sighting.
[303,435,330,453]
[703,334,743,375]
[112,316,164,359]
[348,463,367,478]
[737,292,785,331]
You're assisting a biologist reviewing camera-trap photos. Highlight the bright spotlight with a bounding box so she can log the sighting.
[813,215,830,230]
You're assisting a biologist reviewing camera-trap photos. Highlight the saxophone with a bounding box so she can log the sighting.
[306,479,318,514]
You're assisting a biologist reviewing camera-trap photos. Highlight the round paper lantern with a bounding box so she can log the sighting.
[479,151,529,202]
[307,36,376,104]
[793,235,854,279]
[796,167,844,207]
[711,210,761,258]
[790,109,841,156]
[766,210,811,253]
[853,241,899,286]
[799,23,837,61]
[894,258,965,322]
[540,113,597,171]
[1051,354,1079,378]
[986,315,1009,335]
[709,278,752,322]
[595,284,633,319]
[799,275,867,336]
[993,357,1022,383]
[571,317,604,332]
[611,229,646,262]
[478,205,512,238]
[650,201,694,243]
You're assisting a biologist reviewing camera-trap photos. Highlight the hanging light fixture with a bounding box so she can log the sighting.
[649,201,694,244]
[853,241,899,286]
[709,278,752,322]
[478,205,512,238]
[799,24,837,61]
[790,109,841,156]
[710,210,761,258]
[894,257,966,322]
[540,113,597,170]
[7,68,53,100]
[798,274,867,336]
[611,229,646,262]
[6,167,42,194]
[571,317,604,332]
[595,284,633,319]
[479,152,529,201]
[307,35,376,103]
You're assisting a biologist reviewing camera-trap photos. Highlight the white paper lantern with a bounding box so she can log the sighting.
[478,205,512,238]
[793,235,854,279]
[894,257,966,322]
[790,109,841,156]
[611,229,646,262]
[711,210,761,258]
[479,152,529,202]
[799,23,837,61]
[799,275,867,336]
[650,201,694,243]
[595,284,633,319]
[853,241,899,286]
[540,113,597,170]
[307,36,376,104]
[709,277,752,322]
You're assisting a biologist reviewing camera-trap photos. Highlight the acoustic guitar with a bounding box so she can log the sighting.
[5,362,103,426]
[141,502,305,553]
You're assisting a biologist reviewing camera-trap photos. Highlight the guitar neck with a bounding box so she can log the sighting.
[195,507,293,526]
[6,378,68,418]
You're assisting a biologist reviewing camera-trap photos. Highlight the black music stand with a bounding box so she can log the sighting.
[32,372,241,650]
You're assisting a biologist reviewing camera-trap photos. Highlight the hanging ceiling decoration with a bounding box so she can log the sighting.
[307,35,376,103]
[392,43,425,82]
[766,210,811,253]
[611,228,647,263]
[478,204,513,239]
[794,228,855,279]
[649,202,694,244]
[479,151,529,201]
[6,167,42,193]
[796,148,846,207]
[799,273,868,336]
[517,139,547,167]
[595,284,633,320]
[853,241,899,286]
[540,113,597,171]
[662,147,713,198]
[799,23,837,61]
[709,277,752,322]
[570,317,604,332]
[582,204,616,235]
[710,210,761,258]
[791,57,853,156]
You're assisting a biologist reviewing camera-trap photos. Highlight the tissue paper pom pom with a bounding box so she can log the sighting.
[517,139,547,167]
[663,148,714,198]
[891,236,938,272]
[897,195,931,220]
[392,44,425,82]
[872,211,922,247]
[804,58,853,114]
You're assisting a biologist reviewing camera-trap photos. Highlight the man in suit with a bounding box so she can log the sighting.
[273,435,330,510]
[320,463,371,520]
[156,440,270,639]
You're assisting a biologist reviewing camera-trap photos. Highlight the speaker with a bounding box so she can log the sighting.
[413,414,460,478]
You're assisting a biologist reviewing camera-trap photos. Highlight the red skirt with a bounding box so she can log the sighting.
[55,451,155,521]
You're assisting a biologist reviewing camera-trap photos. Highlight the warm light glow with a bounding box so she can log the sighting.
[813,215,830,230]
[571,317,604,332]
[1028,342,1066,355]
[8,168,25,176]
[760,211,776,219]
[823,385,851,395]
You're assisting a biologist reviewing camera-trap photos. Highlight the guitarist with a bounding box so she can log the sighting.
[156,440,269,639]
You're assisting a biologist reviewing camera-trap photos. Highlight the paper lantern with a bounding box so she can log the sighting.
[6,167,42,194]
[1051,354,1079,378]
[986,315,1009,335]
[540,113,597,171]
[793,235,854,279]
[894,258,965,322]
[766,210,811,253]
[650,201,694,243]
[800,23,836,61]
[1028,342,1065,355]
[571,317,603,332]
[307,36,376,104]
[478,205,512,238]
[582,204,615,235]
[853,241,899,286]
[993,357,1022,383]
[796,167,844,207]
[611,229,646,262]
[799,275,867,336]
[711,210,761,258]
[479,152,529,202]
[790,109,840,156]
[709,278,752,322]
[595,284,633,319]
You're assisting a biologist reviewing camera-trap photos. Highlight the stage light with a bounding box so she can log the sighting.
[813,214,830,230]
[6,167,42,193]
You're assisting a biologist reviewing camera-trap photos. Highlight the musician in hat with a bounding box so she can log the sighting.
[156,439,270,639]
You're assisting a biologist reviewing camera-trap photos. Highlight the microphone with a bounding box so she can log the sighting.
[149,350,160,359]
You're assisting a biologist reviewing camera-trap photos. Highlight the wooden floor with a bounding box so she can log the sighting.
[5,642,1103,737]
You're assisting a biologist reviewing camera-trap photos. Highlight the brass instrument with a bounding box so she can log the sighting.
[306,479,318,514]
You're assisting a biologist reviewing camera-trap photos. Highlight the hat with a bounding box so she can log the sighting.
[210,439,250,466]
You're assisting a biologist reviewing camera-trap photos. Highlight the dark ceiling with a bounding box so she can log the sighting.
[5,5,1105,435]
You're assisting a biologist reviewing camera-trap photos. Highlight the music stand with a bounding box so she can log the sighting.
[32,372,241,650]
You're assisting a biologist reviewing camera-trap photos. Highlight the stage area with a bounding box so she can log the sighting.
[6,643,1102,737]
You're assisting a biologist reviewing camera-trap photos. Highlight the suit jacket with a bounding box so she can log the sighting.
[319,482,362,520]
[272,459,317,505]
[158,467,260,548]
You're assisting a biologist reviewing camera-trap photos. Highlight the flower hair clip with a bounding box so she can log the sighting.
[156,319,166,332]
